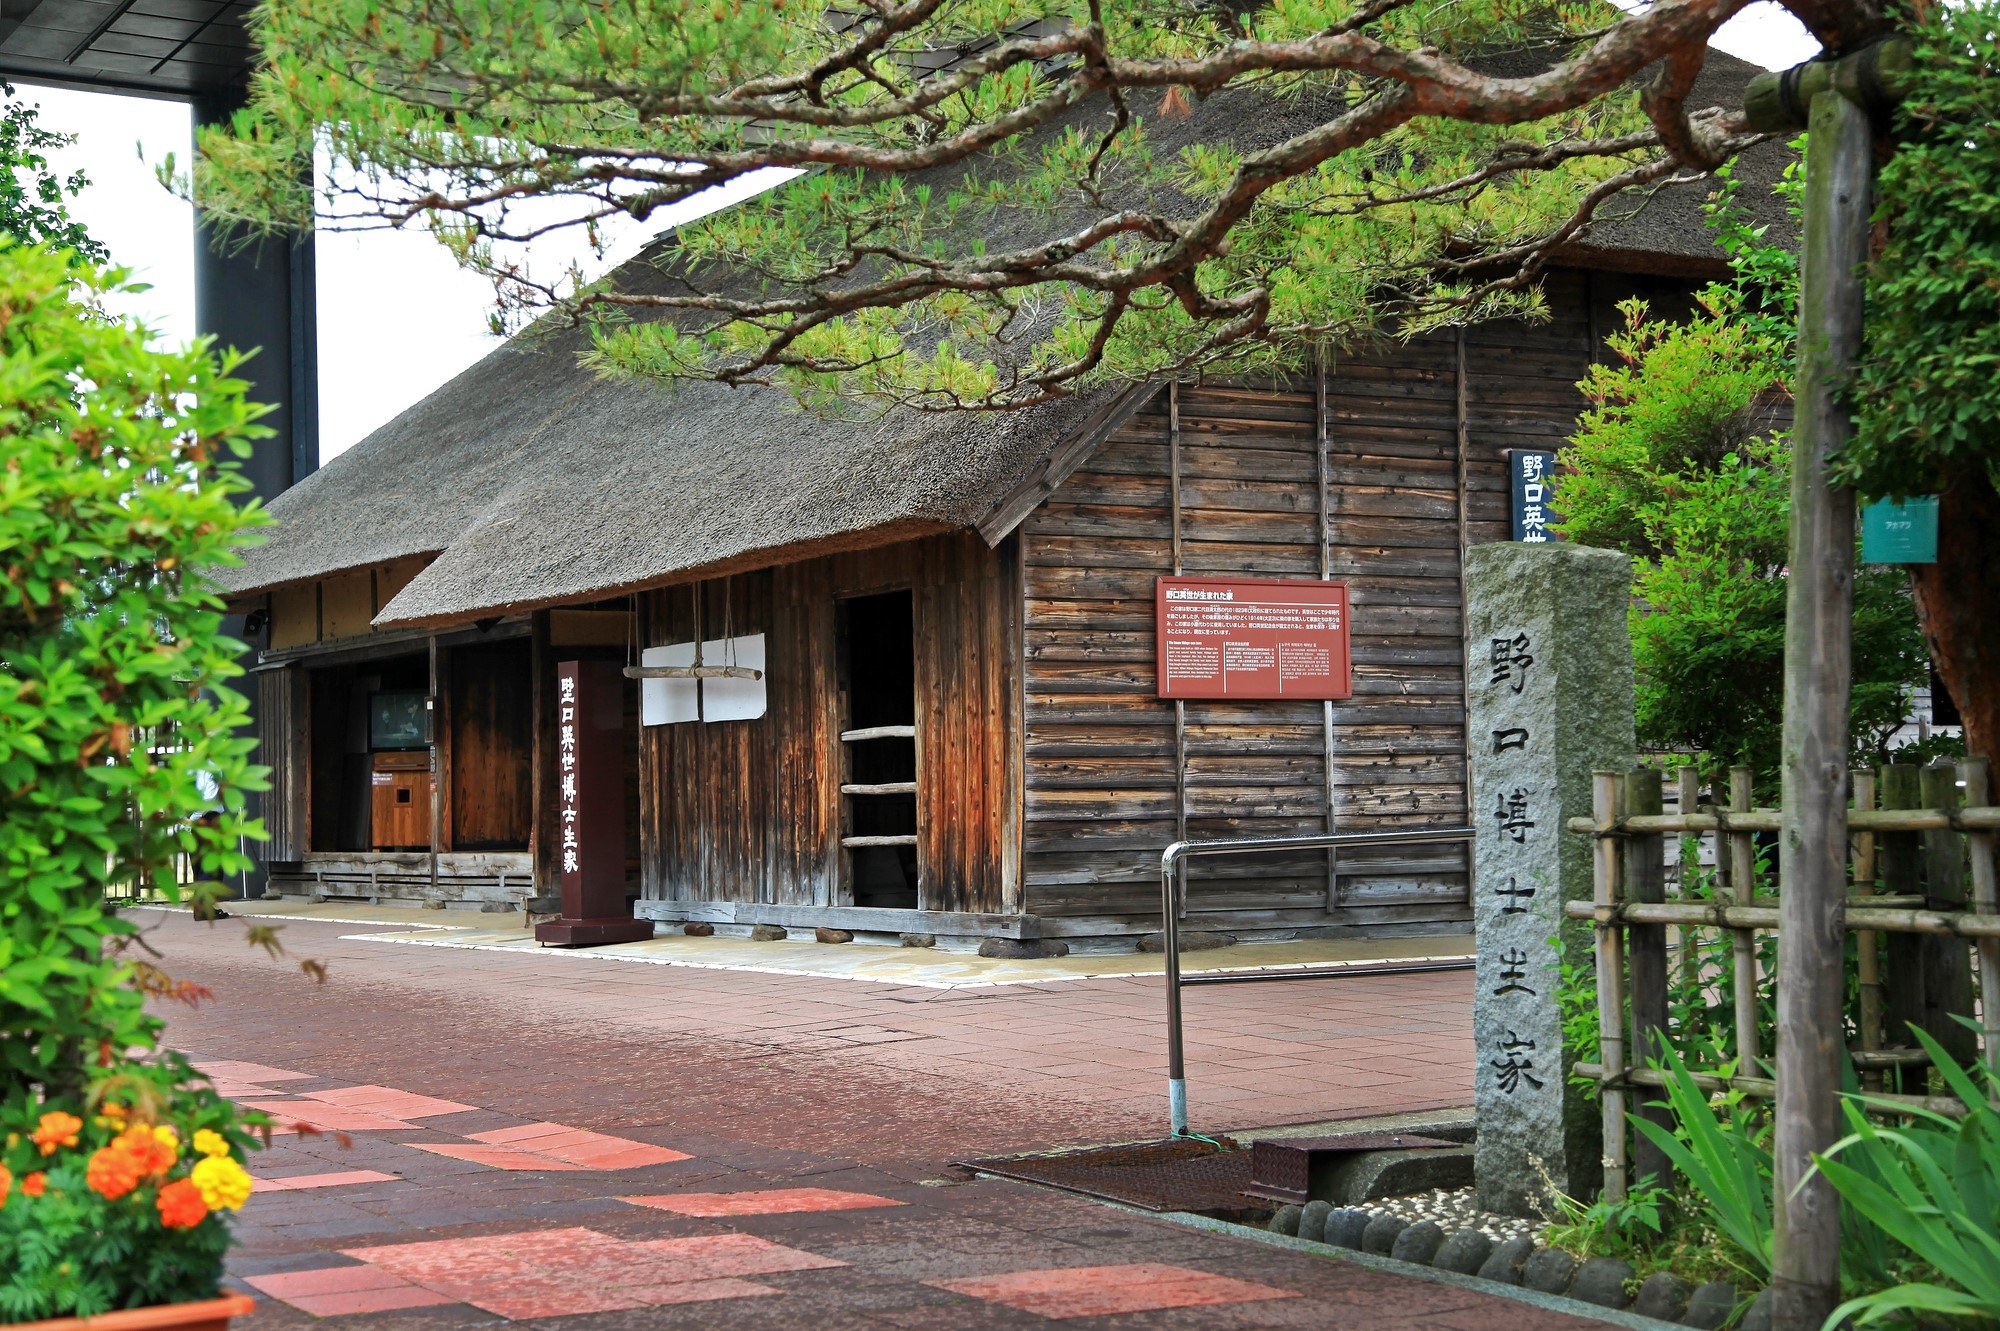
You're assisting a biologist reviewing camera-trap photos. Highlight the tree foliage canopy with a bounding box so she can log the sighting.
[187,0,1818,411]
[0,83,107,264]
[1558,176,1926,777]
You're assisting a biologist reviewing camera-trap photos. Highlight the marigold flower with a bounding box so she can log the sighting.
[32,1111,83,1156]
[153,1124,180,1155]
[113,1125,176,1177]
[0,1163,11,1207]
[192,1128,231,1159]
[156,1177,208,1230]
[190,1154,254,1212]
[22,1172,46,1198]
[86,1145,143,1199]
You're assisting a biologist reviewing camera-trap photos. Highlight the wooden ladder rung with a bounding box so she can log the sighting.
[841,835,917,848]
[841,725,915,742]
[841,782,917,797]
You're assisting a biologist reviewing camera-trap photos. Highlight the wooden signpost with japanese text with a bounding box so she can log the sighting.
[535,659,652,947]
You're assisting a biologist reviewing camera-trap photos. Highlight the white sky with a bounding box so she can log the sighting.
[17,4,1818,462]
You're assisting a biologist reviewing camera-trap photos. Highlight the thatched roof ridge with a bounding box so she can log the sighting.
[218,49,1785,629]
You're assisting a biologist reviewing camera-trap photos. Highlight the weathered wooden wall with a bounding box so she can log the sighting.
[449,641,534,849]
[637,533,1017,913]
[1018,269,1647,928]
[258,666,309,861]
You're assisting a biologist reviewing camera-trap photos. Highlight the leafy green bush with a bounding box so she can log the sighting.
[1558,173,1929,783]
[0,239,271,1316]
[1817,1027,2000,1329]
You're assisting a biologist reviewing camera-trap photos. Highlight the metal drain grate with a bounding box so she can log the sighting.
[962,1138,1264,1215]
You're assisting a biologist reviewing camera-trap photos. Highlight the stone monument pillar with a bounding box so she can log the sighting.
[1466,542,1635,1215]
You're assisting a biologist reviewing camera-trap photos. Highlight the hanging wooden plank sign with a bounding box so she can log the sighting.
[1155,576,1352,700]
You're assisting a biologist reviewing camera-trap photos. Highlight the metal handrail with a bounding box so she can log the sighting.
[1159,826,1476,1136]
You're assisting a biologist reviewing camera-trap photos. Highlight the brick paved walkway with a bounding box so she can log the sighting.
[142,912,1615,1329]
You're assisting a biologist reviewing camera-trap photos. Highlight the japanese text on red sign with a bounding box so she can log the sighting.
[1155,577,1352,700]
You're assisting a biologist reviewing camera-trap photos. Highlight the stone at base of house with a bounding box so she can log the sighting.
[1136,930,1236,953]
[683,921,715,936]
[899,932,936,948]
[977,938,1070,959]
[749,924,789,941]
[815,927,853,944]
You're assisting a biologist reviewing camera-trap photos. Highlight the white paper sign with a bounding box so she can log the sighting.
[700,634,767,721]
[640,643,698,726]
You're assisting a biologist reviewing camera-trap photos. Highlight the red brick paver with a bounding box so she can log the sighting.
[621,1188,904,1216]
[934,1262,1302,1319]
[138,911,1624,1331]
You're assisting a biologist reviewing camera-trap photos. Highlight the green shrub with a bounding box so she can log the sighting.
[0,239,271,1317]
[1816,1027,2000,1329]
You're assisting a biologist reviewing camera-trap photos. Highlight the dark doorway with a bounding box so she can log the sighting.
[838,592,918,909]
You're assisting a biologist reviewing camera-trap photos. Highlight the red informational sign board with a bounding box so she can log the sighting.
[1155,576,1352,700]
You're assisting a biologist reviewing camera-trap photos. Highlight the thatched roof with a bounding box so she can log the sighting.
[219,49,1785,629]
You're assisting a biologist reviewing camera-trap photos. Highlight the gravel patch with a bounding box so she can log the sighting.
[1371,1185,1544,1243]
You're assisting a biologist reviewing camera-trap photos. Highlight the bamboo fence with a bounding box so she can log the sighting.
[1566,757,2000,1200]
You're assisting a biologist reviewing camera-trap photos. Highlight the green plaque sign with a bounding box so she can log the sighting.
[1861,496,1939,564]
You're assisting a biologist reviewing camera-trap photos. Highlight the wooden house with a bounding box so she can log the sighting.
[221,60,1787,947]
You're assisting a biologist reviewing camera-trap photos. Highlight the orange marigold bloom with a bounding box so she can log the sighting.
[86,1145,142,1200]
[0,1163,11,1206]
[113,1125,176,1177]
[22,1172,46,1198]
[156,1177,208,1230]
[32,1111,83,1156]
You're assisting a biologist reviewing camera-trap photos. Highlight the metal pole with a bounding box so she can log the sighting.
[1772,85,1868,1331]
[1159,826,1473,1138]
[1163,849,1187,1135]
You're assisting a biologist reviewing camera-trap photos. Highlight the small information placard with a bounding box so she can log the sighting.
[1154,576,1351,700]
[1861,496,1939,564]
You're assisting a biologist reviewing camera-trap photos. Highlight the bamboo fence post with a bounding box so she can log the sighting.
[1676,766,1703,1017]
[1922,761,1977,1068]
[1729,767,1760,1069]
[1963,757,2000,1073]
[1853,768,1883,1090]
[1881,763,1923,1068]
[1624,768,1671,1185]
[1593,769,1629,1201]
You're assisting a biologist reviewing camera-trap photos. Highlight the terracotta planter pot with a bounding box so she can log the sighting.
[8,1294,254,1331]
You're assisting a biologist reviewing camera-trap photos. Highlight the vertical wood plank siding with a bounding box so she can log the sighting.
[637,533,1016,913]
[258,665,309,861]
[448,641,534,849]
[1020,271,1610,926]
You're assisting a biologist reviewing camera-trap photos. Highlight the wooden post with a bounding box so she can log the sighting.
[427,634,442,900]
[1593,769,1629,1201]
[1771,86,1869,1331]
[1729,767,1760,1070]
[1168,381,1187,855]
[1624,768,1671,1185]
[1317,351,1339,909]
[1920,761,1977,1067]
[1881,763,1923,1066]
[1675,765,1703,1034]
[1853,768,1883,1090]
[1963,758,2000,1072]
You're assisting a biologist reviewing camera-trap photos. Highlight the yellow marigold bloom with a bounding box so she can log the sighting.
[153,1124,180,1155]
[32,1111,82,1156]
[190,1154,253,1212]
[192,1129,231,1159]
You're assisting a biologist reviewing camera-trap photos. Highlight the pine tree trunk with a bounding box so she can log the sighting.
[1910,466,2000,761]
